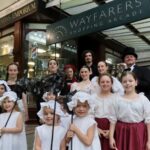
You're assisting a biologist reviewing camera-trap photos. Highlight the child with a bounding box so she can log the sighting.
[34,101,67,150]
[0,91,27,150]
[42,90,56,102]
[109,72,150,150]
[67,91,101,150]
[0,80,11,113]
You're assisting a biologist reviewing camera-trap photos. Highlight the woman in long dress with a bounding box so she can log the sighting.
[6,63,29,121]
[91,61,124,95]
[70,65,95,94]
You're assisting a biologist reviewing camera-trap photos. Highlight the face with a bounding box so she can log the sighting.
[99,75,112,92]
[7,64,19,79]
[43,108,59,125]
[65,68,74,79]
[0,85,5,96]
[97,61,108,74]
[80,67,90,81]
[74,101,89,117]
[2,98,15,112]
[124,55,136,67]
[48,60,58,73]
[46,92,56,101]
[121,74,137,93]
[84,52,92,63]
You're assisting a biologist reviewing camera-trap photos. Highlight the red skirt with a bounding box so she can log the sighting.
[115,121,147,150]
[95,118,111,150]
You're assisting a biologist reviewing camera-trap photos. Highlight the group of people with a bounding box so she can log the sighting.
[0,46,150,150]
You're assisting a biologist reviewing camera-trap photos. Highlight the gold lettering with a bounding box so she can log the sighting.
[14,2,36,18]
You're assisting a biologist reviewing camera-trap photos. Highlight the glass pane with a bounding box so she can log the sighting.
[0,35,14,79]
[24,23,77,79]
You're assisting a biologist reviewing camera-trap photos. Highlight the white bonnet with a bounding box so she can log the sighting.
[37,101,64,120]
[0,80,11,92]
[67,91,93,111]
[0,91,17,102]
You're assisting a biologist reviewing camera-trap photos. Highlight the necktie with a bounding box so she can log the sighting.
[124,68,131,71]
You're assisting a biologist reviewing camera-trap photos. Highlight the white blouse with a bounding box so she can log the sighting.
[91,76,124,96]
[109,94,150,123]
[92,93,119,119]
[70,82,95,94]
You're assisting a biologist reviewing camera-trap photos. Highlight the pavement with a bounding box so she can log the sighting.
[26,124,38,150]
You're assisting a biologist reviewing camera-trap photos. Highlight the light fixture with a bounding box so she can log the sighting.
[37,48,46,53]
[28,68,34,72]
[51,53,60,58]
[28,61,35,66]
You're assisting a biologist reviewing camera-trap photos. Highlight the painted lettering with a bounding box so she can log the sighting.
[108,7,115,16]
[70,20,79,28]
[135,0,142,7]
[79,18,86,26]
[93,13,98,22]
[117,3,123,14]
[86,15,92,23]
[99,10,107,19]
[126,1,133,10]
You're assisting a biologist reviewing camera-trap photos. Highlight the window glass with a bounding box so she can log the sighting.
[0,35,14,79]
[24,23,77,79]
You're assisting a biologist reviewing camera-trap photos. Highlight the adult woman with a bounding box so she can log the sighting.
[61,64,77,96]
[34,59,64,111]
[93,73,119,150]
[70,65,94,94]
[6,63,29,121]
[91,61,124,95]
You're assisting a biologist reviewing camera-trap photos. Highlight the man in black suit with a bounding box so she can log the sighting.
[82,50,98,80]
[122,47,150,100]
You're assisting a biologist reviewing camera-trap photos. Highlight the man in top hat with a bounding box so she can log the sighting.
[122,47,150,100]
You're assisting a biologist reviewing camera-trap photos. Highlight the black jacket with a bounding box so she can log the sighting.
[133,65,150,100]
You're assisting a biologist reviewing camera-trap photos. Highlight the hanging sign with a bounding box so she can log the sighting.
[47,0,150,45]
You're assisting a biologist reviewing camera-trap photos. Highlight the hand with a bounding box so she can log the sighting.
[70,124,77,132]
[103,130,109,139]
[109,137,118,150]
[98,128,105,137]
[67,130,74,139]
[66,130,74,143]
[146,141,150,150]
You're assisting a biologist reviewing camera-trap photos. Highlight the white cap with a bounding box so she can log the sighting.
[0,80,11,92]
[0,91,17,102]
[67,91,94,111]
[37,101,65,120]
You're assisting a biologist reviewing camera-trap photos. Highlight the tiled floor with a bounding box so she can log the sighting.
[26,124,38,150]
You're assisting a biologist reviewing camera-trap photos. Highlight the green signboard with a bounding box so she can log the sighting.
[47,0,150,45]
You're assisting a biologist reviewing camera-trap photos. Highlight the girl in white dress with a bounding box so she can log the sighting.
[34,101,67,150]
[0,80,11,113]
[67,91,101,150]
[0,91,27,150]
[109,72,150,150]
[70,66,95,94]
[91,61,124,95]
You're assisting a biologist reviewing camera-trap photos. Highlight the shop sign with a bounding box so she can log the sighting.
[47,0,150,45]
[0,1,38,29]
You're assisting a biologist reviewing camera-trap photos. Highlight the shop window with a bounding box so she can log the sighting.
[0,35,14,79]
[24,23,77,79]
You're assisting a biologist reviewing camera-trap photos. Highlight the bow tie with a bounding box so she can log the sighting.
[124,68,131,71]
